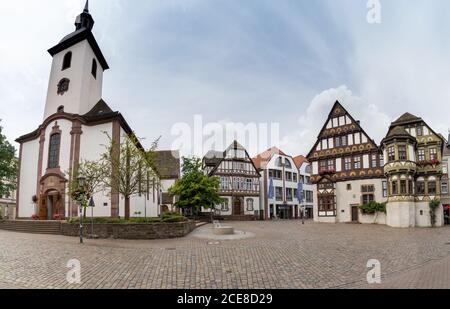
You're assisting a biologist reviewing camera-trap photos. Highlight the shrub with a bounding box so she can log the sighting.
[359,201,386,215]
[429,198,441,227]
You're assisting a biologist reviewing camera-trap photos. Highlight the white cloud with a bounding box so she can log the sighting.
[280,85,392,157]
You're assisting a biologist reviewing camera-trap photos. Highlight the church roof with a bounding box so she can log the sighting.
[47,3,109,70]
[152,151,181,180]
[83,99,114,118]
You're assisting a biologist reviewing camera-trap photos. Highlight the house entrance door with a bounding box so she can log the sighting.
[233,198,243,216]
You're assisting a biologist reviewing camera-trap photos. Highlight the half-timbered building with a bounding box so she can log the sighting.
[203,141,261,220]
[307,101,386,223]
[381,113,445,227]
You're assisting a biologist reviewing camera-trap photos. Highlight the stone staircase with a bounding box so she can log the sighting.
[0,220,63,235]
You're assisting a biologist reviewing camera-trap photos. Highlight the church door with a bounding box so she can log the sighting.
[39,196,47,220]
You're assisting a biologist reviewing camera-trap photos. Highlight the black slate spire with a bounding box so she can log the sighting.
[75,0,94,31]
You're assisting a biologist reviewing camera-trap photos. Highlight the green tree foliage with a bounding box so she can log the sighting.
[169,157,224,215]
[99,132,160,219]
[429,198,441,227]
[68,160,106,218]
[359,201,387,214]
[0,121,17,198]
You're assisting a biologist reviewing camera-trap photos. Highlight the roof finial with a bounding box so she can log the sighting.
[84,0,89,13]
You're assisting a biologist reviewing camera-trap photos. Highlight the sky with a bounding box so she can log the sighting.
[1,0,450,158]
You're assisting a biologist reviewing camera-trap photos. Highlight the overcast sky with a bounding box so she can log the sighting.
[1,0,450,158]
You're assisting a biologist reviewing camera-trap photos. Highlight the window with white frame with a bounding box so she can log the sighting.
[246,199,254,211]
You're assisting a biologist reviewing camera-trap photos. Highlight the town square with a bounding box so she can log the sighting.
[1,221,450,289]
[1,0,450,298]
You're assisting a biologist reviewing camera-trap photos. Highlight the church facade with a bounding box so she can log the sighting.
[307,101,445,228]
[15,3,161,220]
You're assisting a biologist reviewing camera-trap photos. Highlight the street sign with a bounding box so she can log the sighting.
[88,197,95,208]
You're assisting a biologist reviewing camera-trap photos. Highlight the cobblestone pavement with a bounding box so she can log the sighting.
[0,221,449,289]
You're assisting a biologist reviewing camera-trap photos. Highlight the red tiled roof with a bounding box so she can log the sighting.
[293,155,308,169]
[252,147,287,170]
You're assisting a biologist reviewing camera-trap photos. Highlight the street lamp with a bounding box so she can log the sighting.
[77,176,86,244]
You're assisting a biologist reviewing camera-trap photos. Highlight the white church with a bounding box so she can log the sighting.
[15,2,163,220]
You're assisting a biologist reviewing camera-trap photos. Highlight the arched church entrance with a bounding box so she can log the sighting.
[38,173,67,220]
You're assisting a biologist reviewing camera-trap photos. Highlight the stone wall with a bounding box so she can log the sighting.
[61,221,196,240]
[359,212,386,225]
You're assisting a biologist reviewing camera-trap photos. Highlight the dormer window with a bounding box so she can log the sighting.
[91,59,97,79]
[62,52,72,70]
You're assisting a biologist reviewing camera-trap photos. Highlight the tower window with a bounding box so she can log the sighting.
[62,52,72,70]
[57,106,64,113]
[91,59,97,79]
[57,78,70,95]
[48,133,61,169]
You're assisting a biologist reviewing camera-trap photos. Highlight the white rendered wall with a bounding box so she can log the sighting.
[78,122,113,218]
[386,202,415,228]
[415,202,444,227]
[18,139,40,218]
[44,40,103,119]
[335,179,386,223]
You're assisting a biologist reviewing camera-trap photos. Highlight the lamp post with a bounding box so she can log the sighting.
[77,176,86,244]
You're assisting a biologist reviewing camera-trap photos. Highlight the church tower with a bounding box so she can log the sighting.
[43,0,109,119]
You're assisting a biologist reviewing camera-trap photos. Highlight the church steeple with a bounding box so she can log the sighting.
[75,0,94,31]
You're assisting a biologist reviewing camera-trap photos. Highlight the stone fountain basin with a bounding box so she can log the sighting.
[213,226,235,235]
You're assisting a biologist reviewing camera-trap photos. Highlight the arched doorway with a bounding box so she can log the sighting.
[38,173,67,220]
[39,190,62,220]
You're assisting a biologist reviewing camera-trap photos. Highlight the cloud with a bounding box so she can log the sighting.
[280,85,392,157]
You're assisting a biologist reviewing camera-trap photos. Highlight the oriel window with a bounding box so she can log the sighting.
[398,145,407,161]
[388,147,395,162]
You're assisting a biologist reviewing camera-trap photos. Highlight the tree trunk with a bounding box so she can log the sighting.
[125,197,130,220]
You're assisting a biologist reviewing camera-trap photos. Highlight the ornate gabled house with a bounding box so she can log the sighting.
[15,3,161,220]
[253,147,300,220]
[381,113,445,227]
[307,101,386,223]
[202,141,261,220]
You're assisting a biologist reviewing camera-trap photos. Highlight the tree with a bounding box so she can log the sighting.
[100,132,159,220]
[0,121,17,198]
[68,160,105,218]
[169,157,224,218]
